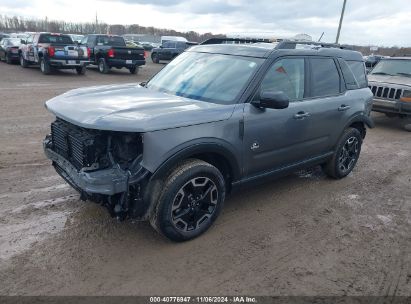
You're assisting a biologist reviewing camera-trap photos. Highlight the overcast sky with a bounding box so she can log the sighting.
[1,0,410,46]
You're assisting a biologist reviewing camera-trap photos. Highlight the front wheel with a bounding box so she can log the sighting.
[151,53,159,64]
[150,159,226,242]
[324,128,362,179]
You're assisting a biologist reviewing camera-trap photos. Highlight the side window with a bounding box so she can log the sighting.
[337,58,359,90]
[81,36,88,45]
[27,35,33,44]
[310,58,341,97]
[347,61,367,88]
[260,58,305,101]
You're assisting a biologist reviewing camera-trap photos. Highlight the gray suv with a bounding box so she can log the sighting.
[43,41,374,241]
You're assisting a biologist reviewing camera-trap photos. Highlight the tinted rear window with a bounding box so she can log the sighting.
[347,61,367,88]
[96,36,125,47]
[39,34,73,44]
[311,58,340,97]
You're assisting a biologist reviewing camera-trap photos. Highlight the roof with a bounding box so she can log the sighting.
[188,43,363,61]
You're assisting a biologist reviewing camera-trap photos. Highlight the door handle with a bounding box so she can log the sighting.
[338,105,351,111]
[293,112,311,119]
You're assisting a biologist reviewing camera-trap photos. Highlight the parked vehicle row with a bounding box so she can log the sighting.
[0,32,146,75]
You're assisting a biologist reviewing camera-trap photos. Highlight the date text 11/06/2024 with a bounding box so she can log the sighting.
[149,297,257,303]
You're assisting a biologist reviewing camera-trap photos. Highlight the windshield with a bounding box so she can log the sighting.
[146,52,263,104]
[370,59,411,76]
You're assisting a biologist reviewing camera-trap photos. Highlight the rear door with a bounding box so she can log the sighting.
[304,57,359,152]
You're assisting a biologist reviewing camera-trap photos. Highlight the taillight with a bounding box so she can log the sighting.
[108,49,115,58]
[48,46,55,57]
[87,47,91,58]
[144,51,148,58]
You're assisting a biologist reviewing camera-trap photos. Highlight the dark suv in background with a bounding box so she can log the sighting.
[151,40,198,63]
[43,41,373,241]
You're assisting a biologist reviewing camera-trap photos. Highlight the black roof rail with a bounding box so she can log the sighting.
[276,40,352,50]
[200,37,270,45]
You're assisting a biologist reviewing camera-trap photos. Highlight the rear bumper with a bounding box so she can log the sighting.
[49,58,90,68]
[372,98,411,115]
[107,58,145,68]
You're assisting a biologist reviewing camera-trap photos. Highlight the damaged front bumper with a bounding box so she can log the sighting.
[43,136,148,197]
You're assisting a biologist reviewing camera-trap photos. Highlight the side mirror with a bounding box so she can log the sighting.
[252,90,289,109]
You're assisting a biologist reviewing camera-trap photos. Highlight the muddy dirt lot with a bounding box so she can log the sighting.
[0,61,410,296]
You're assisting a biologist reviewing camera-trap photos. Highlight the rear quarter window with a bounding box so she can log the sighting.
[310,58,341,97]
[347,61,368,88]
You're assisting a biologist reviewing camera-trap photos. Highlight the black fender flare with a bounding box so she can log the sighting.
[149,141,241,183]
[345,113,375,129]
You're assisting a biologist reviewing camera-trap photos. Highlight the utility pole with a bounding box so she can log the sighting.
[95,11,98,34]
[335,0,347,44]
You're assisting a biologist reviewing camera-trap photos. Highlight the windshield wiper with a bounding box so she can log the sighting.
[371,72,394,76]
[396,72,411,78]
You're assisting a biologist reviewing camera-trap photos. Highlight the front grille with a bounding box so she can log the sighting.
[368,85,403,100]
[51,119,101,171]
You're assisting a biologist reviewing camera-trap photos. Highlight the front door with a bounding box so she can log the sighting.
[243,57,312,177]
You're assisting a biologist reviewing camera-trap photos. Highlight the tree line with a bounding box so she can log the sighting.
[0,15,224,42]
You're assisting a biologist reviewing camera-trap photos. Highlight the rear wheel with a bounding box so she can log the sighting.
[129,66,138,74]
[324,128,362,179]
[20,54,28,68]
[40,57,51,75]
[150,159,226,242]
[76,66,86,75]
[98,58,109,74]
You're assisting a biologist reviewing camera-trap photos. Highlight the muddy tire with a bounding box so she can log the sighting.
[98,58,110,74]
[324,128,362,179]
[40,58,51,75]
[150,159,226,242]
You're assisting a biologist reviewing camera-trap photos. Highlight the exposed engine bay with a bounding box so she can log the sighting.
[44,118,150,219]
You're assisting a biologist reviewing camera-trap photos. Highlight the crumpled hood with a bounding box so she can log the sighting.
[368,74,411,88]
[45,83,235,132]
